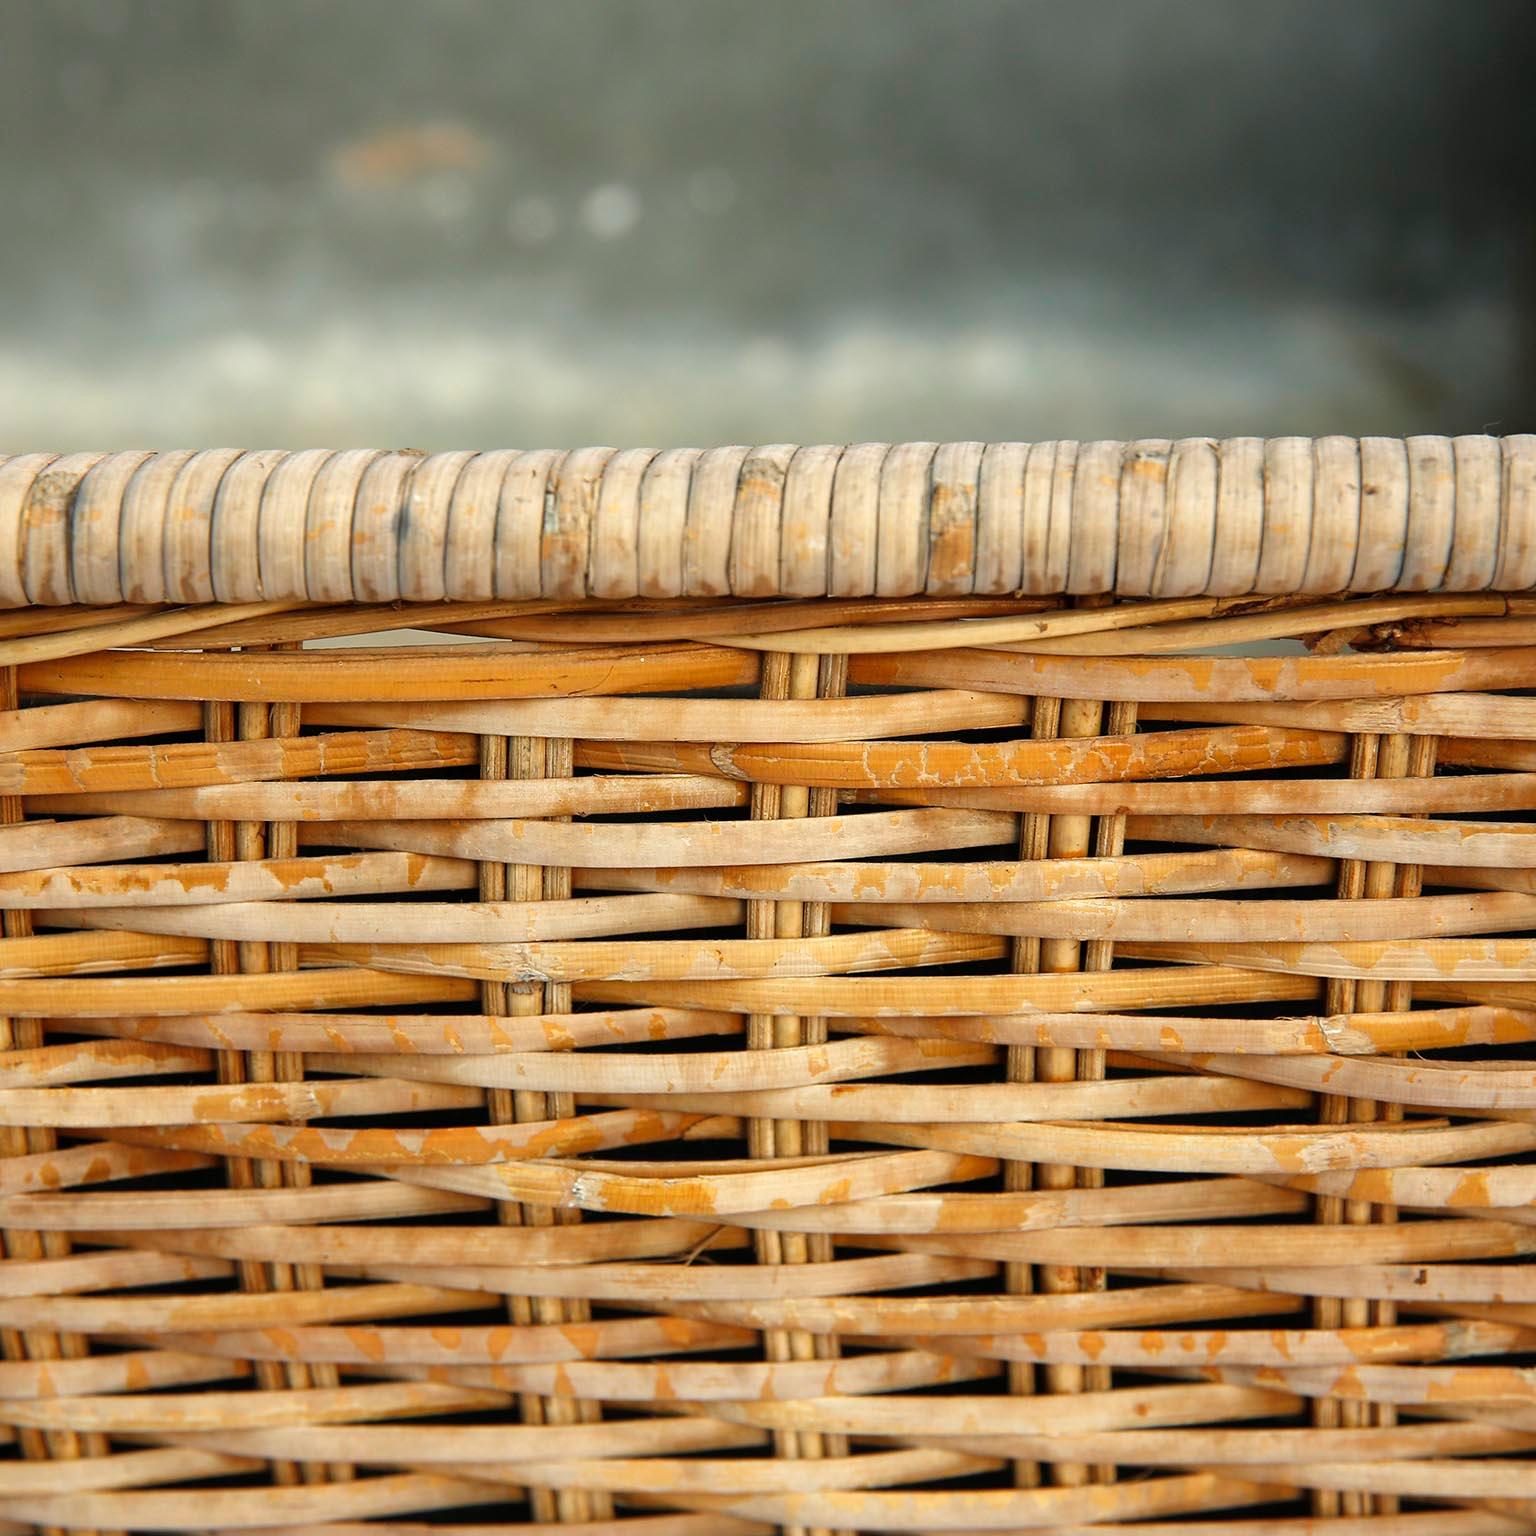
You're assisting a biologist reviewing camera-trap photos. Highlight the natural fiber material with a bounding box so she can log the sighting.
[3,435,1536,604]
[2,445,1536,1532]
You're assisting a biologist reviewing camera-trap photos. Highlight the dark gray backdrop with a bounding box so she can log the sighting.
[2,0,1531,447]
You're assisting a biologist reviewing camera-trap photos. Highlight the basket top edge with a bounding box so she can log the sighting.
[2,436,1532,606]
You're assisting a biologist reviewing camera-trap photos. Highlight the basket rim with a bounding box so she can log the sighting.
[0,435,1530,608]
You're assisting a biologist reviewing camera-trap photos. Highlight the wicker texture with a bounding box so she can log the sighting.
[3,435,1536,604]
[2,446,1536,1532]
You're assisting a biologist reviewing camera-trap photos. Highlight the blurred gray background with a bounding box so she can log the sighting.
[1,0,1532,449]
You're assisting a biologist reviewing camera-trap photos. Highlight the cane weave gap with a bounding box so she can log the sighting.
[0,438,1534,1532]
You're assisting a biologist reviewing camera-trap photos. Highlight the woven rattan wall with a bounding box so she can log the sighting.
[2,438,1535,1533]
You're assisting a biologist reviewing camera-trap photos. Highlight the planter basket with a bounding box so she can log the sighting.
[2,436,1535,1533]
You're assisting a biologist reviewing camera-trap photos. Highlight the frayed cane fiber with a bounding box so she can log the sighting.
[1,438,1535,1533]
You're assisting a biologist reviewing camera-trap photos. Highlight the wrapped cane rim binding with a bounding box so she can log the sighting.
[0,436,1532,603]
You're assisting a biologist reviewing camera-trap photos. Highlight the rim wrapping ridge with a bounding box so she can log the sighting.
[2,435,1533,605]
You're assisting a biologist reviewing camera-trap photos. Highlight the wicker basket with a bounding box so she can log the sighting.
[2,437,1535,1533]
